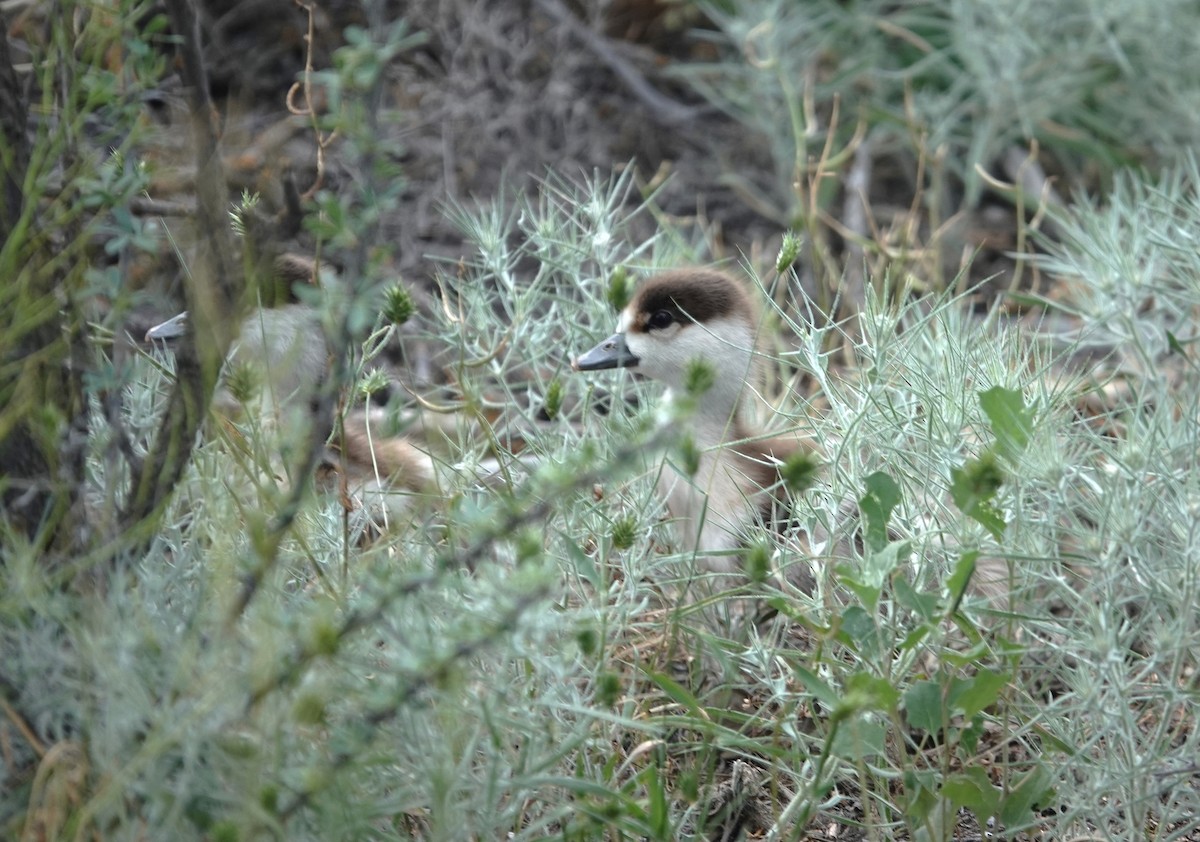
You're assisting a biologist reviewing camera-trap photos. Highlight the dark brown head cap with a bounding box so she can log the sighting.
[626,269,754,332]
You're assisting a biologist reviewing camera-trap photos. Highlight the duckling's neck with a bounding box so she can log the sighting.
[665,379,754,450]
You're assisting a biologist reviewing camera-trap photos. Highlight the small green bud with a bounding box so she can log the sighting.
[29,404,65,451]
[679,768,701,802]
[606,266,632,312]
[600,800,624,821]
[683,357,715,397]
[610,515,637,550]
[356,368,391,400]
[597,670,622,707]
[677,434,701,477]
[959,449,1004,498]
[514,528,543,564]
[576,626,598,656]
[382,283,416,326]
[215,732,260,758]
[780,451,821,493]
[260,785,279,813]
[302,765,330,794]
[543,377,563,420]
[949,448,1008,538]
[224,360,259,405]
[309,619,340,657]
[293,692,327,725]
[228,190,260,239]
[776,230,803,273]
[744,540,772,584]
[211,821,240,842]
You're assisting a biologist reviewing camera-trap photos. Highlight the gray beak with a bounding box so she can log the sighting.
[145,311,189,342]
[572,333,640,371]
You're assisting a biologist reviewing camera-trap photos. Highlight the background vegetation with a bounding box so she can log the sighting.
[3,1,1199,839]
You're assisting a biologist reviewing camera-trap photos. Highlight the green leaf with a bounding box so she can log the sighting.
[897,624,932,653]
[859,471,901,552]
[562,535,599,587]
[960,714,986,754]
[839,605,879,648]
[837,565,882,611]
[950,669,1008,719]
[950,454,1007,539]
[893,575,939,621]
[903,769,939,825]
[999,765,1055,828]
[793,666,839,709]
[945,550,980,608]
[942,767,1000,817]
[830,715,887,760]
[842,671,901,712]
[979,386,1034,460]
[643,670,704,720]
[644,764,669,839]
[861,538,910,590]
[903,680,944,733]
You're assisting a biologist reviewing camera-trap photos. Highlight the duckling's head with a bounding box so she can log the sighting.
[573,269,759,406]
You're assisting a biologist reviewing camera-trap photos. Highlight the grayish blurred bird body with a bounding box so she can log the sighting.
[146,293,434,527]
[147,304,328,422]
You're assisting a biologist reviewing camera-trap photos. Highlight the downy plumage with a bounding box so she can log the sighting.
[145,258,434,524]
[574,268,817,580]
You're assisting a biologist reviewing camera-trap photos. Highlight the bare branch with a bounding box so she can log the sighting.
[122,0,244,531]
[532,0,705,127]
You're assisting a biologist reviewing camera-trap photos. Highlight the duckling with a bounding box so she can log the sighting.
[144,264,435,524]
[573,268,818,581]
[145,253,332,420]
[146,303,327,423]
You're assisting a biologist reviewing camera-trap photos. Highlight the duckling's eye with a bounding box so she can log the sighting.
[647,310,674,330]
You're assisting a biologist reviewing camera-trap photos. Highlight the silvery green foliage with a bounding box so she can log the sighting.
[1037,158,1200,372]
[1024,159,1200,837]
[683,0,1200,209]
[2,164,697,840]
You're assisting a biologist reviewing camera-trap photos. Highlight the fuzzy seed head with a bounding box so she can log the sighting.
[543,377,563,420]
[683,357,716,397]
[776,230,803,273]
[744,540,772,584]
[597,671,621,707]
[780,451,821,493]
[606,266,632,312]
[383,283,416,326]
[610,515,637,550]
[677,434,701,477]
[224,360,260,405]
